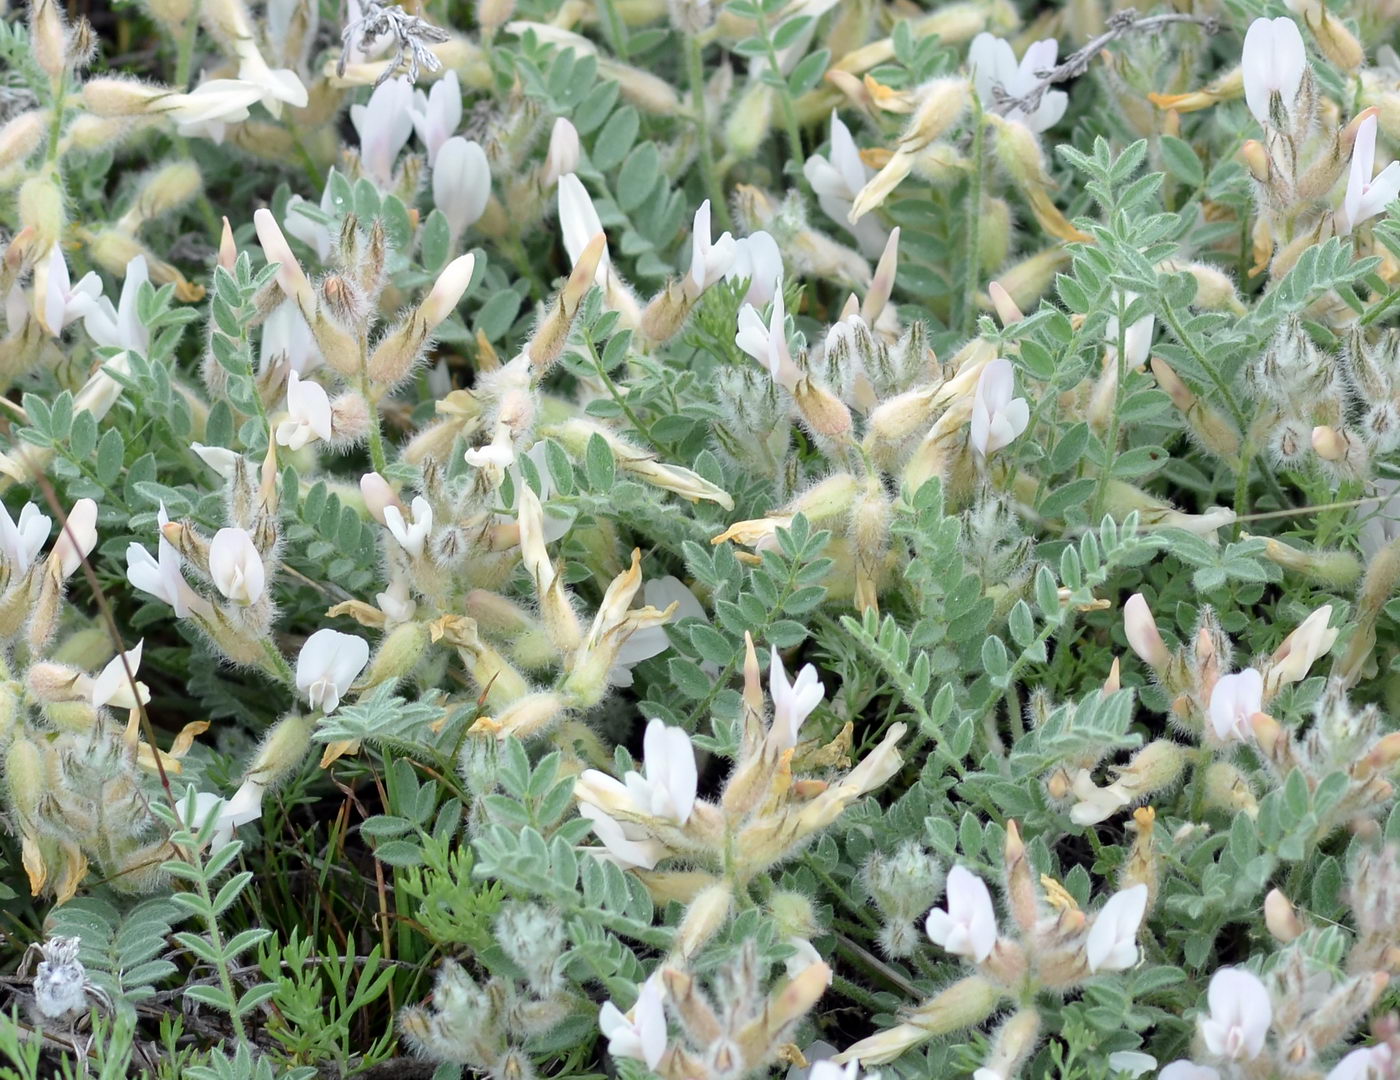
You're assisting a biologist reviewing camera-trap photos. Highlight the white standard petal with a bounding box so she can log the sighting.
[209,527,265,605]
[1085,883,1147,972]
[296,628,370,714]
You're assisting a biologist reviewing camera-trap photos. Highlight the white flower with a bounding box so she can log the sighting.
[578,803,666,869]
[1327,1046,1393,1080]
[274,370,334,450]
[598,975,667,1070]
[687,200,736,296]
[1199,967,1272,1061]
[38,246,103,336]
[1341,114,1400,235]
[384,495,433,558]
[409,70,461,166]
[158,78,264,130]
[1107,1052,1157,1077]
[1208,668,1264,743]
[610,576,708,685]
[209,527,265,605]
[191,442,241,478]
[970,357,1030,458]
[229,29,308,118]
[350,76,415,188]
[1086,883,1148,972]
[925,864,998,962]
[0,501,51,578]
[90,640,151,710]
[1267,603,1338,692]
[804,112,887,256]
[628,719,698,823]
[194,778,266,853]
[577,719,698,828]
[1106,293,1155,367]
[968,33,1068,133]
[769,645,825,748]
[433,136,492,238]
[736,288,803,392]
[463,443,516,470]
[296,628,370,714]
[543,117,580,186]
[51,499,98,580]
[126,504,198,617]
[260,299,323,375]
[1242,17,1307,131]
[1158,1063,1220,1080]
[558,172,611,290]
[725,230,783,305]
[83,255,150,355]
[285,179,337,264]
[1069,769,1133,826]
[376,578,417,623]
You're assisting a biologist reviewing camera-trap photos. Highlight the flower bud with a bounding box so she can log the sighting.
[30,0,68,80]
[0,111,47,170]
[1123,593,1170,670]
[1264,888,1304,942]
[248,711,314,785]
[360,621,429,690]
[481,690,566,741]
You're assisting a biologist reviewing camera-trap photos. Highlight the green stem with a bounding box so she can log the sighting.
[754,8,805,178]
[193,866,250,1044]
[685,33,731,232]
[1090,293,1129,523]
[586,333,653,448]
[962,99,986,336]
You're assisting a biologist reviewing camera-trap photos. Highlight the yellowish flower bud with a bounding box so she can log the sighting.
[0,111,46,170]
[1264,888,1304,943]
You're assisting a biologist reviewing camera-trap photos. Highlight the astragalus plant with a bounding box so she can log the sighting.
[4,0,1400,1076]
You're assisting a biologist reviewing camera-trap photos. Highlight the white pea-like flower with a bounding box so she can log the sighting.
[384,495,433,558]
[1208,668,1264,743]
[296,628,370,714]
[90,640,151,710]
[261,299,324,376]
[805,112,887,256]
[598,975,667,1070]
[209,527,265,605]
[275,370,334,450]
[51,498,99,580]
[1199,967,1272,1061]
[542,117,580,186]
[433,136,492,238]
[350,76,415,188]
[126,504,204,618]
[736,287,803,392]
[968,33,1068,134]
[1340,114,1400,235]
[725,230,783,305]
[83,255,150,355]
[409,70,462,166]
[925,864,998,962]
[686,200,735,296]
[194,778,267,853]
[769,645,825,748]
[0,500,51,578]
[1085,883,1148,972]
[38,246,102,337]
[1241,17,1308,131]
[1326,1045,1393,1080]
[970,358,1029,458]
[558,172,611,290]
